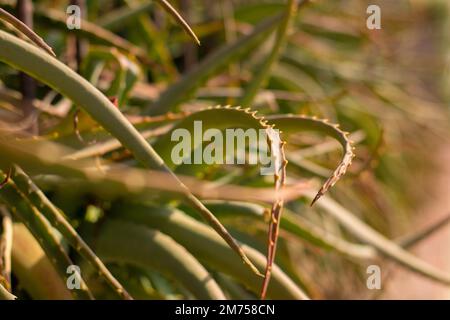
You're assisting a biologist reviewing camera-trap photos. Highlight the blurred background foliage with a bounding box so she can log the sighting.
[0,0,449,300]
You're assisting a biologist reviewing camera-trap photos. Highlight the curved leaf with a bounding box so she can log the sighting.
[109,203,309,300]
[0,29,259,278]
[94,220,226,299]
[268,114,355,204]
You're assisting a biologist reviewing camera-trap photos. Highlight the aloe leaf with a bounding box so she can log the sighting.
[0,30,259,277]
[131,14,178,81]
[203,200,377,260]
[307,192,450,286]
[239,0,303,107]
[10,166,132,300]
[0,8,55,56]
[154,0,200,45]
[11,223,72,300]
[94,220,226,300]
[234,2,286,24]
[65,125,172,161]
[261,127,286,299]
[287,156,332,178]
[31,6,149,61]
[396,213,450,249]
[295,130,366,159]
[82,46,142,106]
[206,200,450,262]
[96,2,154,31]
[109,203,309,300]
[111,2,178,82]
[146,13,283,115]
[0,282,15,300]
[96,265,165,300]
[0,207,14,300]
[0,170,93,299]
[153,106,274,166]
[151,105,289,298]
[0,206,12,289]
[215,273,255,300]
[267,115,355,205]
[264,113,353,297]
[0,136,304,204]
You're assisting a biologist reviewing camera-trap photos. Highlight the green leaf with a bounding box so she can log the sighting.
[146,13,283,114]
[0,30,259,277]
[94,220,226,299]
[109,202,309,300]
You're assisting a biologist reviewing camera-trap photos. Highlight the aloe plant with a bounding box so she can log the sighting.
[0,0,449,301]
